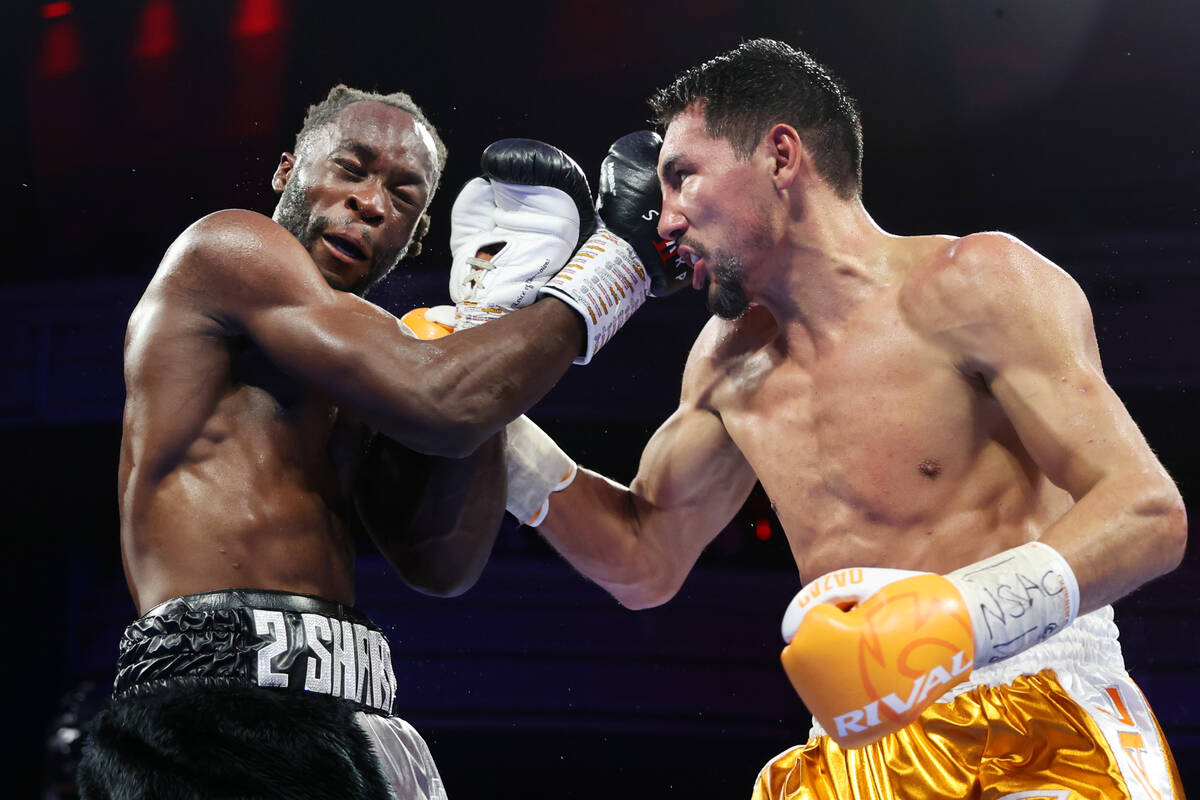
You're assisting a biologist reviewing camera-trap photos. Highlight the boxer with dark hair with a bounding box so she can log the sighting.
[77,84,650,799]
[505,40,1188,797]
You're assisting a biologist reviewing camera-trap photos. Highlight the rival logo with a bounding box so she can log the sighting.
[831,650,970,738]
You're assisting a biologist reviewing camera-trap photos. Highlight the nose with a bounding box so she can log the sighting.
[657,193,687,241]
[347,181,386,225]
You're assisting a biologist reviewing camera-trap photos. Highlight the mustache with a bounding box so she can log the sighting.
[309,215,375,253]
[676,235,708,261]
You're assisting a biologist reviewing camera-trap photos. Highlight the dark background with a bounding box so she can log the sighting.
[9,0,1199,797]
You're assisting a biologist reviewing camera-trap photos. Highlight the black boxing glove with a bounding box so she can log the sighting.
[595,131,692,297]
[450,139,598,328]
[539,132,690,363]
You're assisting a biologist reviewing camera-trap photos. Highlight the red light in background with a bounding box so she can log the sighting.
[755,518,772,541]
[133,0,179,59]
[38,16,81,76]
[233,0,284,37]
[41,2,72,18]
[227,0,289,139]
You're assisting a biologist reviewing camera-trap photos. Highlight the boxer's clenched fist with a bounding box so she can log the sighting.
[780,542,1079,748]
[539,131,686,364]
[596,130,691,297]
[399,306,455,340]
[449,139,595,329]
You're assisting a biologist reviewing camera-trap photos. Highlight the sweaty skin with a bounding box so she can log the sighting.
[119,100,584,613]
[537,106,1186,612]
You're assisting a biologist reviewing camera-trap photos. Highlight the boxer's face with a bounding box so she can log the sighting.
[658,106,774,319]
[272,101,438,294]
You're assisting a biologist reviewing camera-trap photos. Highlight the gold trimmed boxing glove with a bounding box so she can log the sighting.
[779,542,1079,748]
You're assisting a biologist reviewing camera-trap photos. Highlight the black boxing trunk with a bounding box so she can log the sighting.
[115,588,397,715]
[77,590,404,799]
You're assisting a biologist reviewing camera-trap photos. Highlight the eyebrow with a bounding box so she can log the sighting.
[658,154,680,180]
[339,139,379,161]
[337,139,429,187]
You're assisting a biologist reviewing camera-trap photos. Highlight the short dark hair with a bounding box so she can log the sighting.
[650,39,863,199]
[296,84,448,258]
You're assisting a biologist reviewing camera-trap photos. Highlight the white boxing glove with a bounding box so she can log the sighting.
[449,139,596,329]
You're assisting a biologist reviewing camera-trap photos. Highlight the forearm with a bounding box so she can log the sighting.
[539,470,696,609]
[527,397,756,608]
[1038,470,1186,612]
[362,297,584,456]
[358,433,507,596]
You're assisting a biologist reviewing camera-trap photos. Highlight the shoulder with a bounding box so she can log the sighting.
[127,211,277,336]
[680,305,779,402]
[899,232,1090,346]
[151,209,325,318]
[164,210,303,280]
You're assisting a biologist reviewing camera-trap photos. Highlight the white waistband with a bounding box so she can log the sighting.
[808,605,1125,739]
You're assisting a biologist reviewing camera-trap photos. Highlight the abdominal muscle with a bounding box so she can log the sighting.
[120,387,358,614]
[709,312,1075,582]
[742,403,1075,581]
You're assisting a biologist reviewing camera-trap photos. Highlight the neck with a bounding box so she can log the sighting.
[752,192,895,342]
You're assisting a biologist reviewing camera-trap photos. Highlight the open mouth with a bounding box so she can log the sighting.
[323,234,367,261]
[681,252,707,289]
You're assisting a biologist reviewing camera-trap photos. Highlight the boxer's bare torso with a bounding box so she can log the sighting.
[538,218,1179,613]
[506,102,1179,615]
[117,99,589,616]
[119,271,364,612]
[694,236,1072,581]
[116,214,570,615]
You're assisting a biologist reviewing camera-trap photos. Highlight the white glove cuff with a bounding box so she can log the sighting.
[947,541,1080,668]
[454,301,509,330]
[423,305,457,328]
[505,415,577,527]
[539,230,650,364]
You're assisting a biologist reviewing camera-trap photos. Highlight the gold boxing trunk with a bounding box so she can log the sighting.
[753,607,1185,800]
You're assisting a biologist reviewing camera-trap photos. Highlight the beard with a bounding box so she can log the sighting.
[274,178,324,252]
[680,231,754,321]
[272,179,400,295]
[706,252,750,320]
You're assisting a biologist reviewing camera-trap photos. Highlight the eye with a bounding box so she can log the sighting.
[666,167,692,189]
[390,187,420,210]
[334,158,365,177]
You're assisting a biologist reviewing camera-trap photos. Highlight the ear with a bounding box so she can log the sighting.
[271,152,296,195]
[766,124,804,190]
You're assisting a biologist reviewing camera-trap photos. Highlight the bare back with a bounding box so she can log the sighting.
[697,237,1073,581]
[119,251,361,613]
